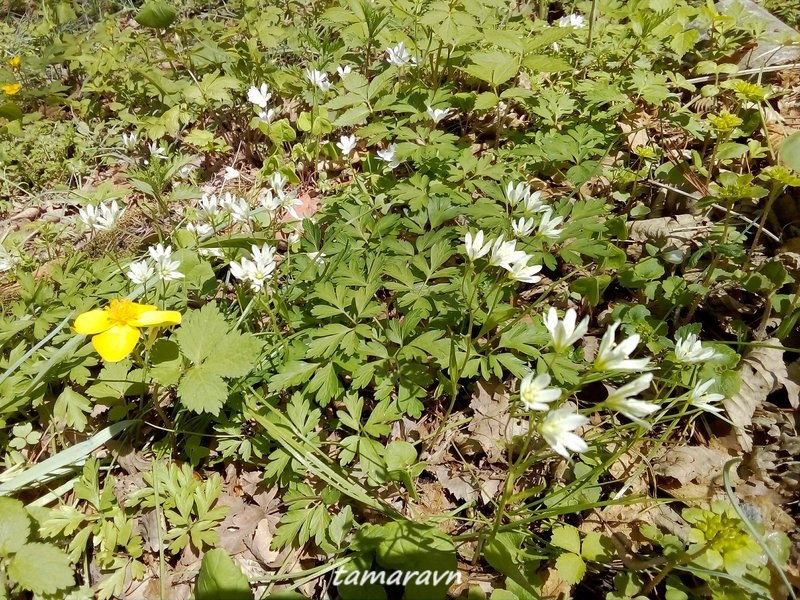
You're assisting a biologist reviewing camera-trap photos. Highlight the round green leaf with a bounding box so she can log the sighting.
[0,497,30,556]
[195,548,253,600]
[781,131,800,172]
[8,543,73,595]
[135,1,177,28]
[385,440,417,472]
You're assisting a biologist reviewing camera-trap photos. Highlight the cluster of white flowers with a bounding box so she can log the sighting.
[248,82,278,123]
[520,317,728,457]
[229,243,277,292]
[505,182,548,213]
[260,172,301,219]
[127,243,184,284]
[464,232,542,283]
[195,191,252,225]
[386,42,417,67]
[305,69,331,92]
[78,200,125,232]
[504,182,563,239]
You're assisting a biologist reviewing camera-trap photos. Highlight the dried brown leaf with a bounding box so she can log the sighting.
[462,379,526,464]
[654,445,736,487]
[724,339,800,451]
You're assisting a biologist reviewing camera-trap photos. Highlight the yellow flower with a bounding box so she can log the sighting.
[74,299,181,362]
[9,56,20,68]
[2,83,21,95]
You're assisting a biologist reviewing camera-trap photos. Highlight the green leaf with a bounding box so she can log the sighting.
[581,532,613,562]
[0,497,30,556]
[54,387,92,432]
[268,361,319,391]
[522,54,572,72]
[489,591,519,600]
[474,91,499,110]
[135,1,177,28]
[149,339,183,386]
[195,548,253,600]
[551,524,581,554]
[328,505,353,547]
[554,552,586,585]
[570,275,611,307]
[334,105,370,127]
[384,440,416,473]
[781,131,800,172]
[178,365,229,415]
[362,522,456,600]
[464,51,519,86]
[0,102,23,121]
[8,543,73,595]
[176,303,230,365]
[203,331,262,379]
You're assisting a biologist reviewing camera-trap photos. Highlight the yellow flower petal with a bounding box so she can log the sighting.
[92,324,141,362]
[74,310,112,335]
[130,302,158,316]
[2,83,21,95]
[9,56,20,68]
[131,310,182,327]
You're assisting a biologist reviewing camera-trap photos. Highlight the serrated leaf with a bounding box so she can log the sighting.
[334,104,370,127]
[195,548,253,600]
[522,54,572,72]
[581,532,613,562]
[149,339,183,386]
[0,497,30,556]
[554,552,586,585]
[328,505,353,547]
[551,524,581,554]
[268,361,319,391]
[176,303,231,365]
[54,387,92,432]
[178,365,228,415]
[464,51,519,86]
[8,543,73,594]
[134,1,177,28]
[203,331,262,379]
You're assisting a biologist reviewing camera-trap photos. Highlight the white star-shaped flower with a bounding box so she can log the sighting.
[248,83,272,108]
[543,307,589,354]
[464,230,492,261]
[426,105,451,124]
[376,144,400,169]
[305,69,331,92]
[520,372,561,411]
[127,260,154,285]
[604,374,658,427]
[540,408,589,459]
[336,134,357,156]
[594,322,651,372]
